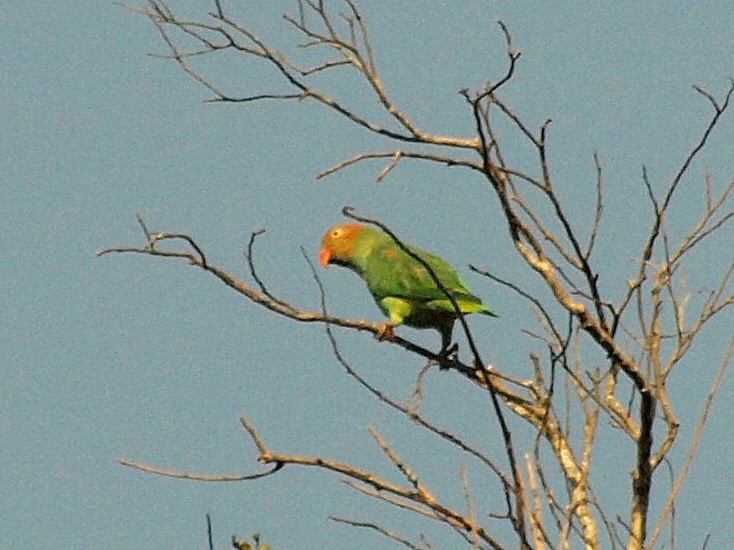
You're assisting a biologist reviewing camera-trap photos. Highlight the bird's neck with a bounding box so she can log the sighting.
[342,234,376,275]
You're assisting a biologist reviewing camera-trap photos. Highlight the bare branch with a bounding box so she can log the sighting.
[118,457,283,481]
[343,480,496,549]
[127,0,482,148]
[510,193,584,271]
[239,414,508,549]
[668,177,734,268]
[330,517,425,550]
[469,265,564,354]
[369,427,424,491]
[632,83,734,337]
[648,333,734,548]
[585,151,605,260]
[474,20,522,103]
[317,150,482,180]
[524,454,549,550]
[207,513,213,550]
[376,150,403,182]
[459,468,481,550]
[664,81,733,213]
[245,229,286,304]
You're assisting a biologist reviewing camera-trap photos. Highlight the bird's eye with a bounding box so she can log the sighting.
[332,228,342,238]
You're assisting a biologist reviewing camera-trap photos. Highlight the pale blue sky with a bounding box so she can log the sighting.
[2,2,733,549]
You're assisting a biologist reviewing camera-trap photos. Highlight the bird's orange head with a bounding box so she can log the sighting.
[319,223,365,267]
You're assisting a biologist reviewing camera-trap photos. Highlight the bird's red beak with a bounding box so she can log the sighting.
[319,248,332,267]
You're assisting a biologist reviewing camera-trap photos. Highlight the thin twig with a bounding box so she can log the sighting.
[330,517,424,550]
[118,457,283,481]
[648,333,734,548]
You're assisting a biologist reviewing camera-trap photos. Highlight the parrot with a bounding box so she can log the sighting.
[319,223,497,354]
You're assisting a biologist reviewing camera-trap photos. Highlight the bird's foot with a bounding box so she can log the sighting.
[437,343,459,368]
[376,323,396,342]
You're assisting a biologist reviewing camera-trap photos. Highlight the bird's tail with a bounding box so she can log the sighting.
[479,305,499,318]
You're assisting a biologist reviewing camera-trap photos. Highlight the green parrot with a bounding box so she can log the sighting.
[319,223,497,353]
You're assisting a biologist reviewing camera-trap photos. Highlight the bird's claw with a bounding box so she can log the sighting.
[437,343,459,367]
[376,323,396,342]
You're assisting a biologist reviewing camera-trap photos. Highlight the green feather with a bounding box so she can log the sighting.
[341,226,497,352]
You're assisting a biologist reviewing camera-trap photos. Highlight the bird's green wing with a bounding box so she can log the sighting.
[361,240,492,313]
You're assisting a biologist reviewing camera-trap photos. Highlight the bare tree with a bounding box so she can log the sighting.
[102,2,734,549]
